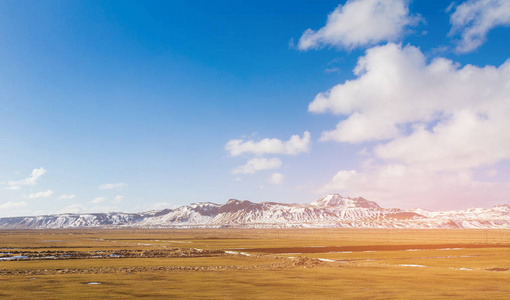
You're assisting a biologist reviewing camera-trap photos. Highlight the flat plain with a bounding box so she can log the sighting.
[1,229,509,299]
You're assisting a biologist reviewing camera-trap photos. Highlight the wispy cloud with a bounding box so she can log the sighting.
[91,197,106,204]
[226,132,311,157]
[0,201,28,210]
[232,158,282,174]
[7,167,46,188]
[99,183,128,190]
[58,194,76,199]
[28,190,54,199]
[449,0,510,53]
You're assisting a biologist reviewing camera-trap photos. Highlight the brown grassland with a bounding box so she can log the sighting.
[1,228,509,299]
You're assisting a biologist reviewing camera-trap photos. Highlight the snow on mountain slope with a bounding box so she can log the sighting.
[0,194,509,229]
[311,194,380,209]
[0,212,145,229]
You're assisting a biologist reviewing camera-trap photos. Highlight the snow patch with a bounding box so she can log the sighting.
[317,258,335,262]
[399,264,426,268]
[438,248,463,251]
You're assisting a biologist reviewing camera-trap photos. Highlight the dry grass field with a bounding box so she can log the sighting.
[1,229,509,299]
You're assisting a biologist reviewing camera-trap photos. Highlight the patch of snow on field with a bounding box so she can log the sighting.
[317,258,335,262]
[399,264,426,267]
[449,267,473,271]
[438,248,463,250]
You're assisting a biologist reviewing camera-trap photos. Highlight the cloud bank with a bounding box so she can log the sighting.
[310,43,510,148]
[312,42,510,208]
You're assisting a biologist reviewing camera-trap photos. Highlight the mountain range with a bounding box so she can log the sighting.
[1,194,509,229]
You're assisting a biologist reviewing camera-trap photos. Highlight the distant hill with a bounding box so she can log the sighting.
[1,194,509,229]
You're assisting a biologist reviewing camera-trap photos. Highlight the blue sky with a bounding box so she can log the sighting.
[1,0,510,216]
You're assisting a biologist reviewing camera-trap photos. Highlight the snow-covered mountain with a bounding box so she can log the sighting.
[1,194,509,229]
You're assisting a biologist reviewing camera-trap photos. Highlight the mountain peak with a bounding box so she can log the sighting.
[226,199,244,205]
[219,199,261,213]
[311,194,381,209]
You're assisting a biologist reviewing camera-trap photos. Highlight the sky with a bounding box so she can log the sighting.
[1,0,510,217]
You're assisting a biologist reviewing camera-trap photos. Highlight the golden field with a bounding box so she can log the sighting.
[0,229,509,299]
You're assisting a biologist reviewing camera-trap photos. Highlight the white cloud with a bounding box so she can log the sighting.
[99,183,128,190]
[8,167,46,187]
[28,190,54,199]
[310,43,510,146]
[374,110,510,171]
[225,132,311,157]
[298,0,420,51]
[232,158,282,174]
[0,201,28,210]
[92,197,106,204]
[311,43,510,208]
[269,172,285,185]
[111,195,124,204]
[449,0,510,53]
[58,194,76,199]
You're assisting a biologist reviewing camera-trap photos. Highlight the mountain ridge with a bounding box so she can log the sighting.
[1,194,509,229]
